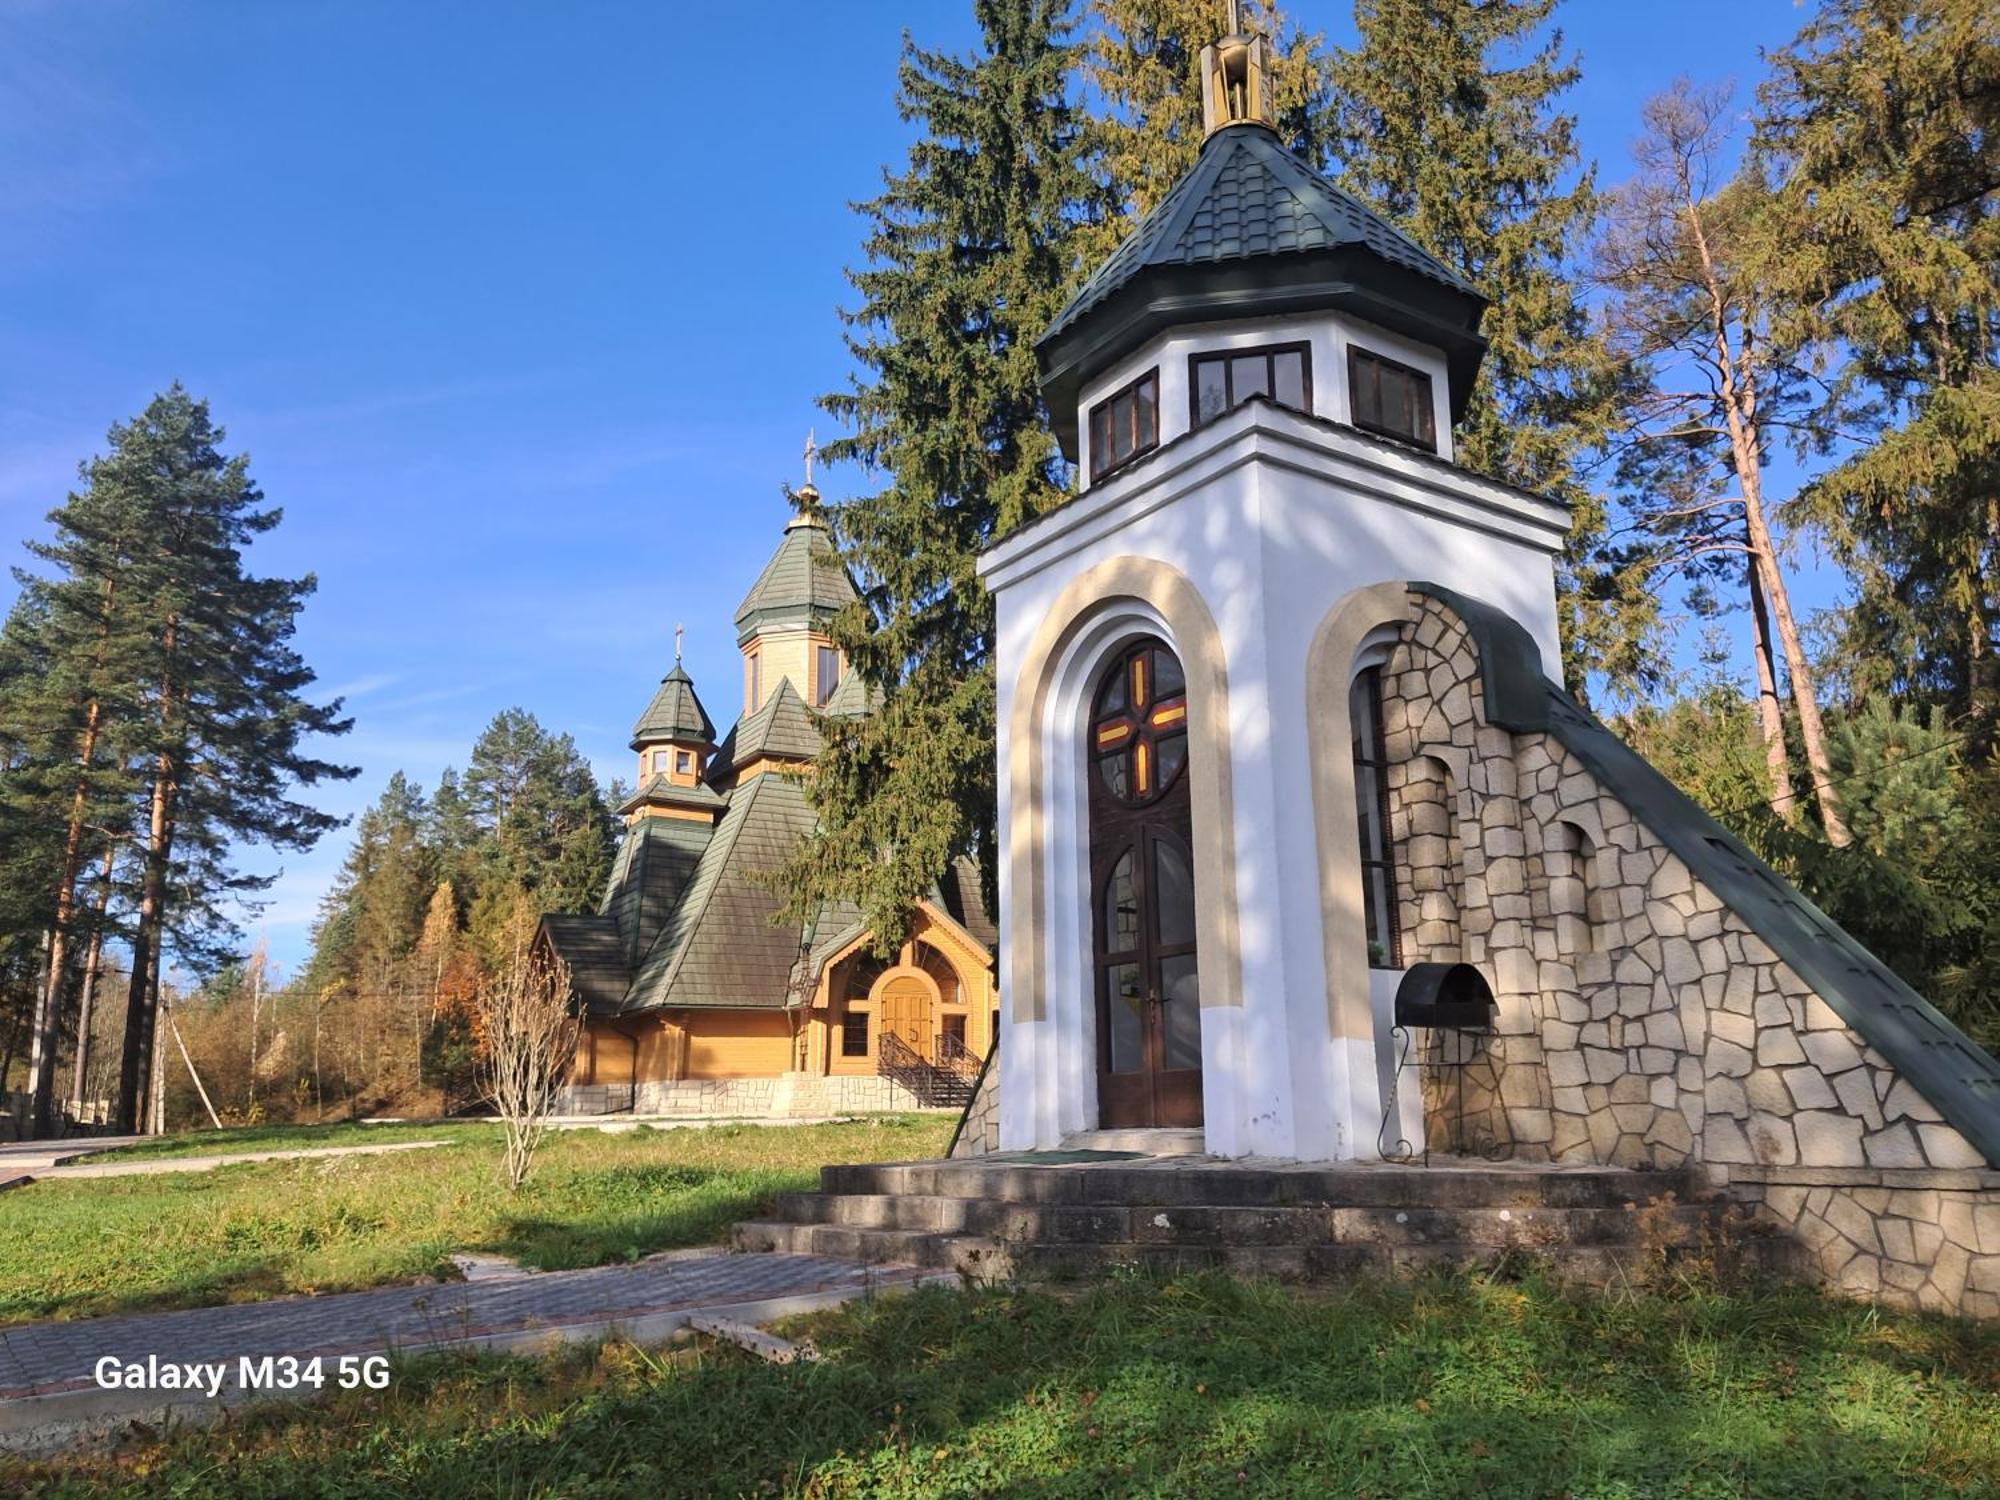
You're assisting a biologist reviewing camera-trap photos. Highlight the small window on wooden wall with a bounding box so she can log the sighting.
[841,1011,869,1057]
[1348,347,1437,452]
[815,645,841,705]
[1191,343,1310,427]
[1089,368,1159,483]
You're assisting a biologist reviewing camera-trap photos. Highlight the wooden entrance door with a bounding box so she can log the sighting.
[878,974,935,1061]
[1089,638,1203,1128]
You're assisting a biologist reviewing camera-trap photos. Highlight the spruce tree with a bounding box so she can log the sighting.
[1755,0,2000,745]
[1329,0,1642,697]
[1082,0,1330,264]
[456,709,613,914]
[780,0,1107,944]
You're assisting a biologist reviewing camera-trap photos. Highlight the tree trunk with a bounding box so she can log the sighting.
[1743,495,1850,846]
[24,701,102,1137]
[1746,562,1797,821]
[68,845,116,1114]
[115,752,177,1132]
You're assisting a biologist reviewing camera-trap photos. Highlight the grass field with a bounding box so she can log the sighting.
[0,1115,951,1325]
[7,1270,1995,1498]
[88,1119,490,1161]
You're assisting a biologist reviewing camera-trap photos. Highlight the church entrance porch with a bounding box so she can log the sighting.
[1089,639,1203,1129]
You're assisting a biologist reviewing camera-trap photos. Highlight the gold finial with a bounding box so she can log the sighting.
[1201,0,1275,137]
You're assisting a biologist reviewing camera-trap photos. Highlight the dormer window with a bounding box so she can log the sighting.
[1348,347,1437,452]
[1191,343,1310,428]
[1088,368,1159,483]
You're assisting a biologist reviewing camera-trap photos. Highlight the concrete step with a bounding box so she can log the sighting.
[771,1191,1737,1250]
[818,1160,1708,1211]
[732,1218,1797,1289]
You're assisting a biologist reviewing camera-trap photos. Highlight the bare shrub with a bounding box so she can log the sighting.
[476,940,578,1191]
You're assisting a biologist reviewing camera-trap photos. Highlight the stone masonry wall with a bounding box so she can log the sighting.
[1375,590,1998,1314]
[554,1073,931,1119]
[950,1055,1001,1159]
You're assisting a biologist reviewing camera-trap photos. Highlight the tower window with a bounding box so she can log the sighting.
[675,750,693,775]
[748,651,762,710]
[1088,368,1159,483]
[1191,343,1310,427]
[1348,348,1437,452]
[816,645,841,705]
[1350,667,1401,967]
[650,750,670,774]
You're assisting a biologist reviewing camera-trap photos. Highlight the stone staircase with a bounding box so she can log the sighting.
[733,1155,1797,1286]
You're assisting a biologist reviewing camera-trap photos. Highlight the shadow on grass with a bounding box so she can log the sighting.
[9,1270,1995,1498]
[491,1164,811,1270]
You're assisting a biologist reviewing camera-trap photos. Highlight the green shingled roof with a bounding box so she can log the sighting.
[734,513,858,641]
[819,666,881,719]
[630,662,716,749]
[599,812,715,967]
[1036,122,1488,460]
[617,774,726,817]
[621,771,820,1012]
[718,678,823,770]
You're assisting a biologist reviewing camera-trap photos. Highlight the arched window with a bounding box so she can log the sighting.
[1092,639,1189,806]
[911,941,961,1008]
[1350,666,1400,967]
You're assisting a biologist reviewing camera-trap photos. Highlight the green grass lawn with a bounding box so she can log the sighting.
[7,1271,1995,1498]
[0,1116,950,1325]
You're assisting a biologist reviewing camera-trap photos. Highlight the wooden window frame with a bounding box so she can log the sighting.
[1346,346,1438,453]
[1351,666,1402,968]
[840,1010,870,1058]
[1087,367,1161,484]
[1188,341,1313,428]
[814,644,841,706]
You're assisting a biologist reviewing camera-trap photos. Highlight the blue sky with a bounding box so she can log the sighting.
[0,1,1825,975]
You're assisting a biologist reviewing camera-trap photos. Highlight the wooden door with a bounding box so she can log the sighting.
[878,974,934,1061]
[1089,638,1203,1128]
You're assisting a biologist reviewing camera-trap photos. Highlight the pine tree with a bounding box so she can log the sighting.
[1595,84,1852,846]
[93,387,357,1132]
[1330,0,1642,697]
[1081,0,1329,264]
[1755,0,2000,746]
[780,0,1107,944]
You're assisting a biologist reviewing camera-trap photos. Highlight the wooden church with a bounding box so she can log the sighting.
[538,493,996,1117]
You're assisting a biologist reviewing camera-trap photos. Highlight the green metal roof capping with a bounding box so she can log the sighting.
[1037,123,1488,461]
[1412,580,2000,1167]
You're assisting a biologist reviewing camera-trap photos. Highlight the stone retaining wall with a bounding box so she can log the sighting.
[950,1057,1001,1159]
[1376,589,1997,1314]
[554,1073,928,1119]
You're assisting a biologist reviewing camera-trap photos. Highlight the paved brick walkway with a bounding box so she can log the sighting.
[0,1253,928,1400]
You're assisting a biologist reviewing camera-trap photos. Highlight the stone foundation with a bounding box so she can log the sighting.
[554,1072,931,1119]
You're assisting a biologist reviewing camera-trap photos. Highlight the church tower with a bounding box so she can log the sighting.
[732,440,857,718]
[624,633,721,825]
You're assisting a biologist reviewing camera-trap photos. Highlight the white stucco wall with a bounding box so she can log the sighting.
[981,396,1568,1158]
[1074,311,1459,480]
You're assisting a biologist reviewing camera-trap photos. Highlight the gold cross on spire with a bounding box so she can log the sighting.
[674,622,684,662]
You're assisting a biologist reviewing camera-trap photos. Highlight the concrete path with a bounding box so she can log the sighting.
[0,1137,142,1191]
[26,1139,449,1181]
[0,1250,940,1453]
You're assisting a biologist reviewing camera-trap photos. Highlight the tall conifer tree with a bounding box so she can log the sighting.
[1082,0,1330,264]
[1329,0,1641,696]
[780,0,1107,943]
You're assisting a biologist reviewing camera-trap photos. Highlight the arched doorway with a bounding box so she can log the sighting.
[1089,636,1202,1127]
[875,970,937,1060]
